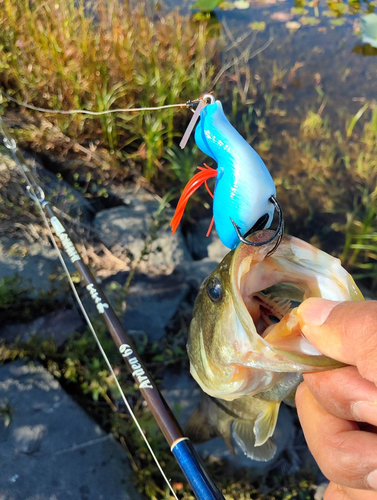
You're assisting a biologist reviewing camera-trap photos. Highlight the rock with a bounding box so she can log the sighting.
[161,369,298,475]
[178,258,220,288]
[13,424,47,455]
[109,185,157,207]
[24,152,95,223]
[207,237,228,262]
[185,218,214,260]
[0,148,94,224]
[314,483,329,500]
[104,270,189,342]
[270,11,292,22]
[185,218,228,262]
[0,236,64,299]
[0,308,83,346]
[0,360,143,500]
[94,201,192,273]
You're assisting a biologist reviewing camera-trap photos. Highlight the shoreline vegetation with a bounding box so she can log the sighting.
[1,0,375,287]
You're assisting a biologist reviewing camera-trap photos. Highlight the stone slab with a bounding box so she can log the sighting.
[104,270,189,342]
[177,258,220,289]
[185,218,228,262]
[0,361,143,500]
[28,153,95,223]
[0,237,62,299]
[93,203,192,274]
[0,308,84,347]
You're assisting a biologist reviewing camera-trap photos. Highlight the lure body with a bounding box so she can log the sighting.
[195,101,276,249]
[171,99,277,250]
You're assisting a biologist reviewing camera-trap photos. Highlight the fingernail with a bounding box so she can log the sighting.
[298,298,340,327]
[352,401,377,427]
[367,470,377,490]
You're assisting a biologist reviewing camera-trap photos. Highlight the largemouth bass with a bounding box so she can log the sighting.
[187,231,363,459]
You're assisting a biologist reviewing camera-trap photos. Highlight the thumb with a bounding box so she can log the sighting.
[297,298,377,384]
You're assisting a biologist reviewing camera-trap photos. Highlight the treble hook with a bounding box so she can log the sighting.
[230,195,284,256]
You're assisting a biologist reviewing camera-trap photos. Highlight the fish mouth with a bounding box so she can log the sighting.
[230,230,362,361]
[249,289,301,338]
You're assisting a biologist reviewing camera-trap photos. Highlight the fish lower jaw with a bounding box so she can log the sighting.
[189,361,283,400]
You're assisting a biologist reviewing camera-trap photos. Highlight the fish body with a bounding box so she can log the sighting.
[171,101,276,249]
[187,231,363,454]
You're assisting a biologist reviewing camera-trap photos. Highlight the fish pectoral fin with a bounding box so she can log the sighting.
[231,420,277,462]
[283,383,301,408]
[253,401,280,447]
[184,407,217,443]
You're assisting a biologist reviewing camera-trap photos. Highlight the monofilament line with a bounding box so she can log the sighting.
[10,158,179,500]
[1,91,186,115]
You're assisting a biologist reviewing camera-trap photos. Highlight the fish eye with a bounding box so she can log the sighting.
[206,277,223,303]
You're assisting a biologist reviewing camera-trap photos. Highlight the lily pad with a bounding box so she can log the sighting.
[271,11,292,21]
[248,21,267,30]
[330,17,347,26]
[322,10,337,17]
[192,0,222,11]
[291,7,309,15]
[234,0,250,8]
[361,13,377,48]
[286,20,301,30]
[299,15,320,25]
[327,1,348,15]
[219,1,235,9]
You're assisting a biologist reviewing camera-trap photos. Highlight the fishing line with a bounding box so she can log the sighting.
[2,126,179,500]
[1,90,188,115]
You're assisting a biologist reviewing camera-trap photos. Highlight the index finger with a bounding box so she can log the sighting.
[297,299,377,384]
[295,382,377,491]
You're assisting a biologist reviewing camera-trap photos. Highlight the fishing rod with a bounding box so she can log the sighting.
[0,117,225,500]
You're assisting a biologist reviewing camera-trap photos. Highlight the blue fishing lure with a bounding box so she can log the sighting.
[171,97,282,250]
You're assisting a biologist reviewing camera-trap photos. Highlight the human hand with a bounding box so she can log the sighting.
[295,298,377,500]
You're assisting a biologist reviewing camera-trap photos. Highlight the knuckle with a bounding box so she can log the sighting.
[319,433,368,487]
[323,483,346,500]
[321,434,366,486]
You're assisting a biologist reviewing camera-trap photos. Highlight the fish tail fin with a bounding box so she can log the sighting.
[170,164,217,234]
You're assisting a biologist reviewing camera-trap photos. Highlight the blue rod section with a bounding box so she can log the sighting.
[172,439,225,500]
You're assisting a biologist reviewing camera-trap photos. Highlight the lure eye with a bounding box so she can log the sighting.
[206,277,223,303]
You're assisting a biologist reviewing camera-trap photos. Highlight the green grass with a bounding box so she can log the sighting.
[0,0,220,180]
[266,102,377,286]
